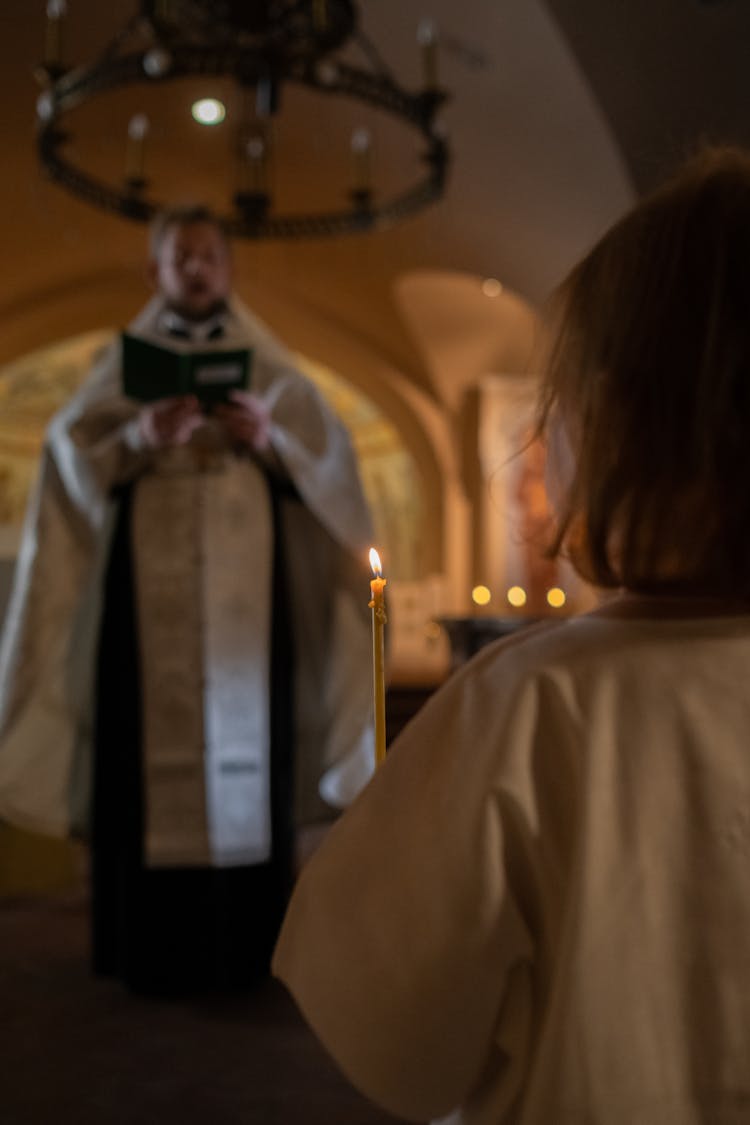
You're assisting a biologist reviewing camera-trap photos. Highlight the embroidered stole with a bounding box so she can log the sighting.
[132,451,273,867]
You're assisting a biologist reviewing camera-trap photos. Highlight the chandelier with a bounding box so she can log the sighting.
[35,1,451,239]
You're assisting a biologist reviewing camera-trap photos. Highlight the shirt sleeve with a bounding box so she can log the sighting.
[272,648,540,1121]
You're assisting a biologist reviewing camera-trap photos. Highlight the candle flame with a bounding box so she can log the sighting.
[369,547,382,576]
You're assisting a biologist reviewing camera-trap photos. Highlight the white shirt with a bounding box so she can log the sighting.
[274,610,750,1124]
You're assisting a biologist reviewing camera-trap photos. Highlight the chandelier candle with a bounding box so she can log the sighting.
[368,548,387,766]
[45,0,66,69]
[126,114,149,182]
[417,18,439,91]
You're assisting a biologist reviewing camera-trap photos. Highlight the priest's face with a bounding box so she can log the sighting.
[149,220,232,321]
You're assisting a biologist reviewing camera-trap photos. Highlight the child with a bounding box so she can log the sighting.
[272,147,750,1123]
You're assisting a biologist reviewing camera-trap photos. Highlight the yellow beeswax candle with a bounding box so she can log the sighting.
[368,548,387,766]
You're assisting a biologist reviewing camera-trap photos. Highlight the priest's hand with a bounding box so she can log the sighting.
[138,395,204,448]
[214,390,272,453]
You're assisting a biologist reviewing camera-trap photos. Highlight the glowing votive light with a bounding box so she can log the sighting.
[471,585,491,606]
[546,587,567,609]
[191,98,226,126]
[507,585,527,608]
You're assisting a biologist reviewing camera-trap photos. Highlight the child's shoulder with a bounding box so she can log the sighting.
[464,609,750,692]
[462,613,620,677]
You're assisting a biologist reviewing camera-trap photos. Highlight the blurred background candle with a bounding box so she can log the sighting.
[369,547,387,766]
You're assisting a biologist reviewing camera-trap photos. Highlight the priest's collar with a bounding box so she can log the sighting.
[157,307,229,342]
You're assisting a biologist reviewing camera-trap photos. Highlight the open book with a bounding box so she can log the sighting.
[121,332,252,406]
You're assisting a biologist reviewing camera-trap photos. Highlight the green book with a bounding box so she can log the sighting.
[121,332,252,406]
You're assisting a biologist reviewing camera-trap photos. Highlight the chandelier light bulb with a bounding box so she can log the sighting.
[191,98,226,126]
[46,0,67,18]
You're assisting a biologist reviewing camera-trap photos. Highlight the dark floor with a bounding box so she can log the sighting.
[0,893,417,1125]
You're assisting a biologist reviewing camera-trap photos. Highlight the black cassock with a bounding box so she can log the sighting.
[91,477,295,995]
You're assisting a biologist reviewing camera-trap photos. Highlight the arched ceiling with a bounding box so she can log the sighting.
[0,0,747,401]
[394,271,540,411]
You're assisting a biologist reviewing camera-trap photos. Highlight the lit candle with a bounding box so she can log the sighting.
[369,547,387,766]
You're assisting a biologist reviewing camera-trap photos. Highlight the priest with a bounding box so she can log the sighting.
[0,205,376,993]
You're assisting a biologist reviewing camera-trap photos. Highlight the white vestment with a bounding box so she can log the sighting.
[274,611,750,1124]
[0,296,376,866]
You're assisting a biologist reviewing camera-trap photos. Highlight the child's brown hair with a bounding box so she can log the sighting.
[539,146,750,594]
